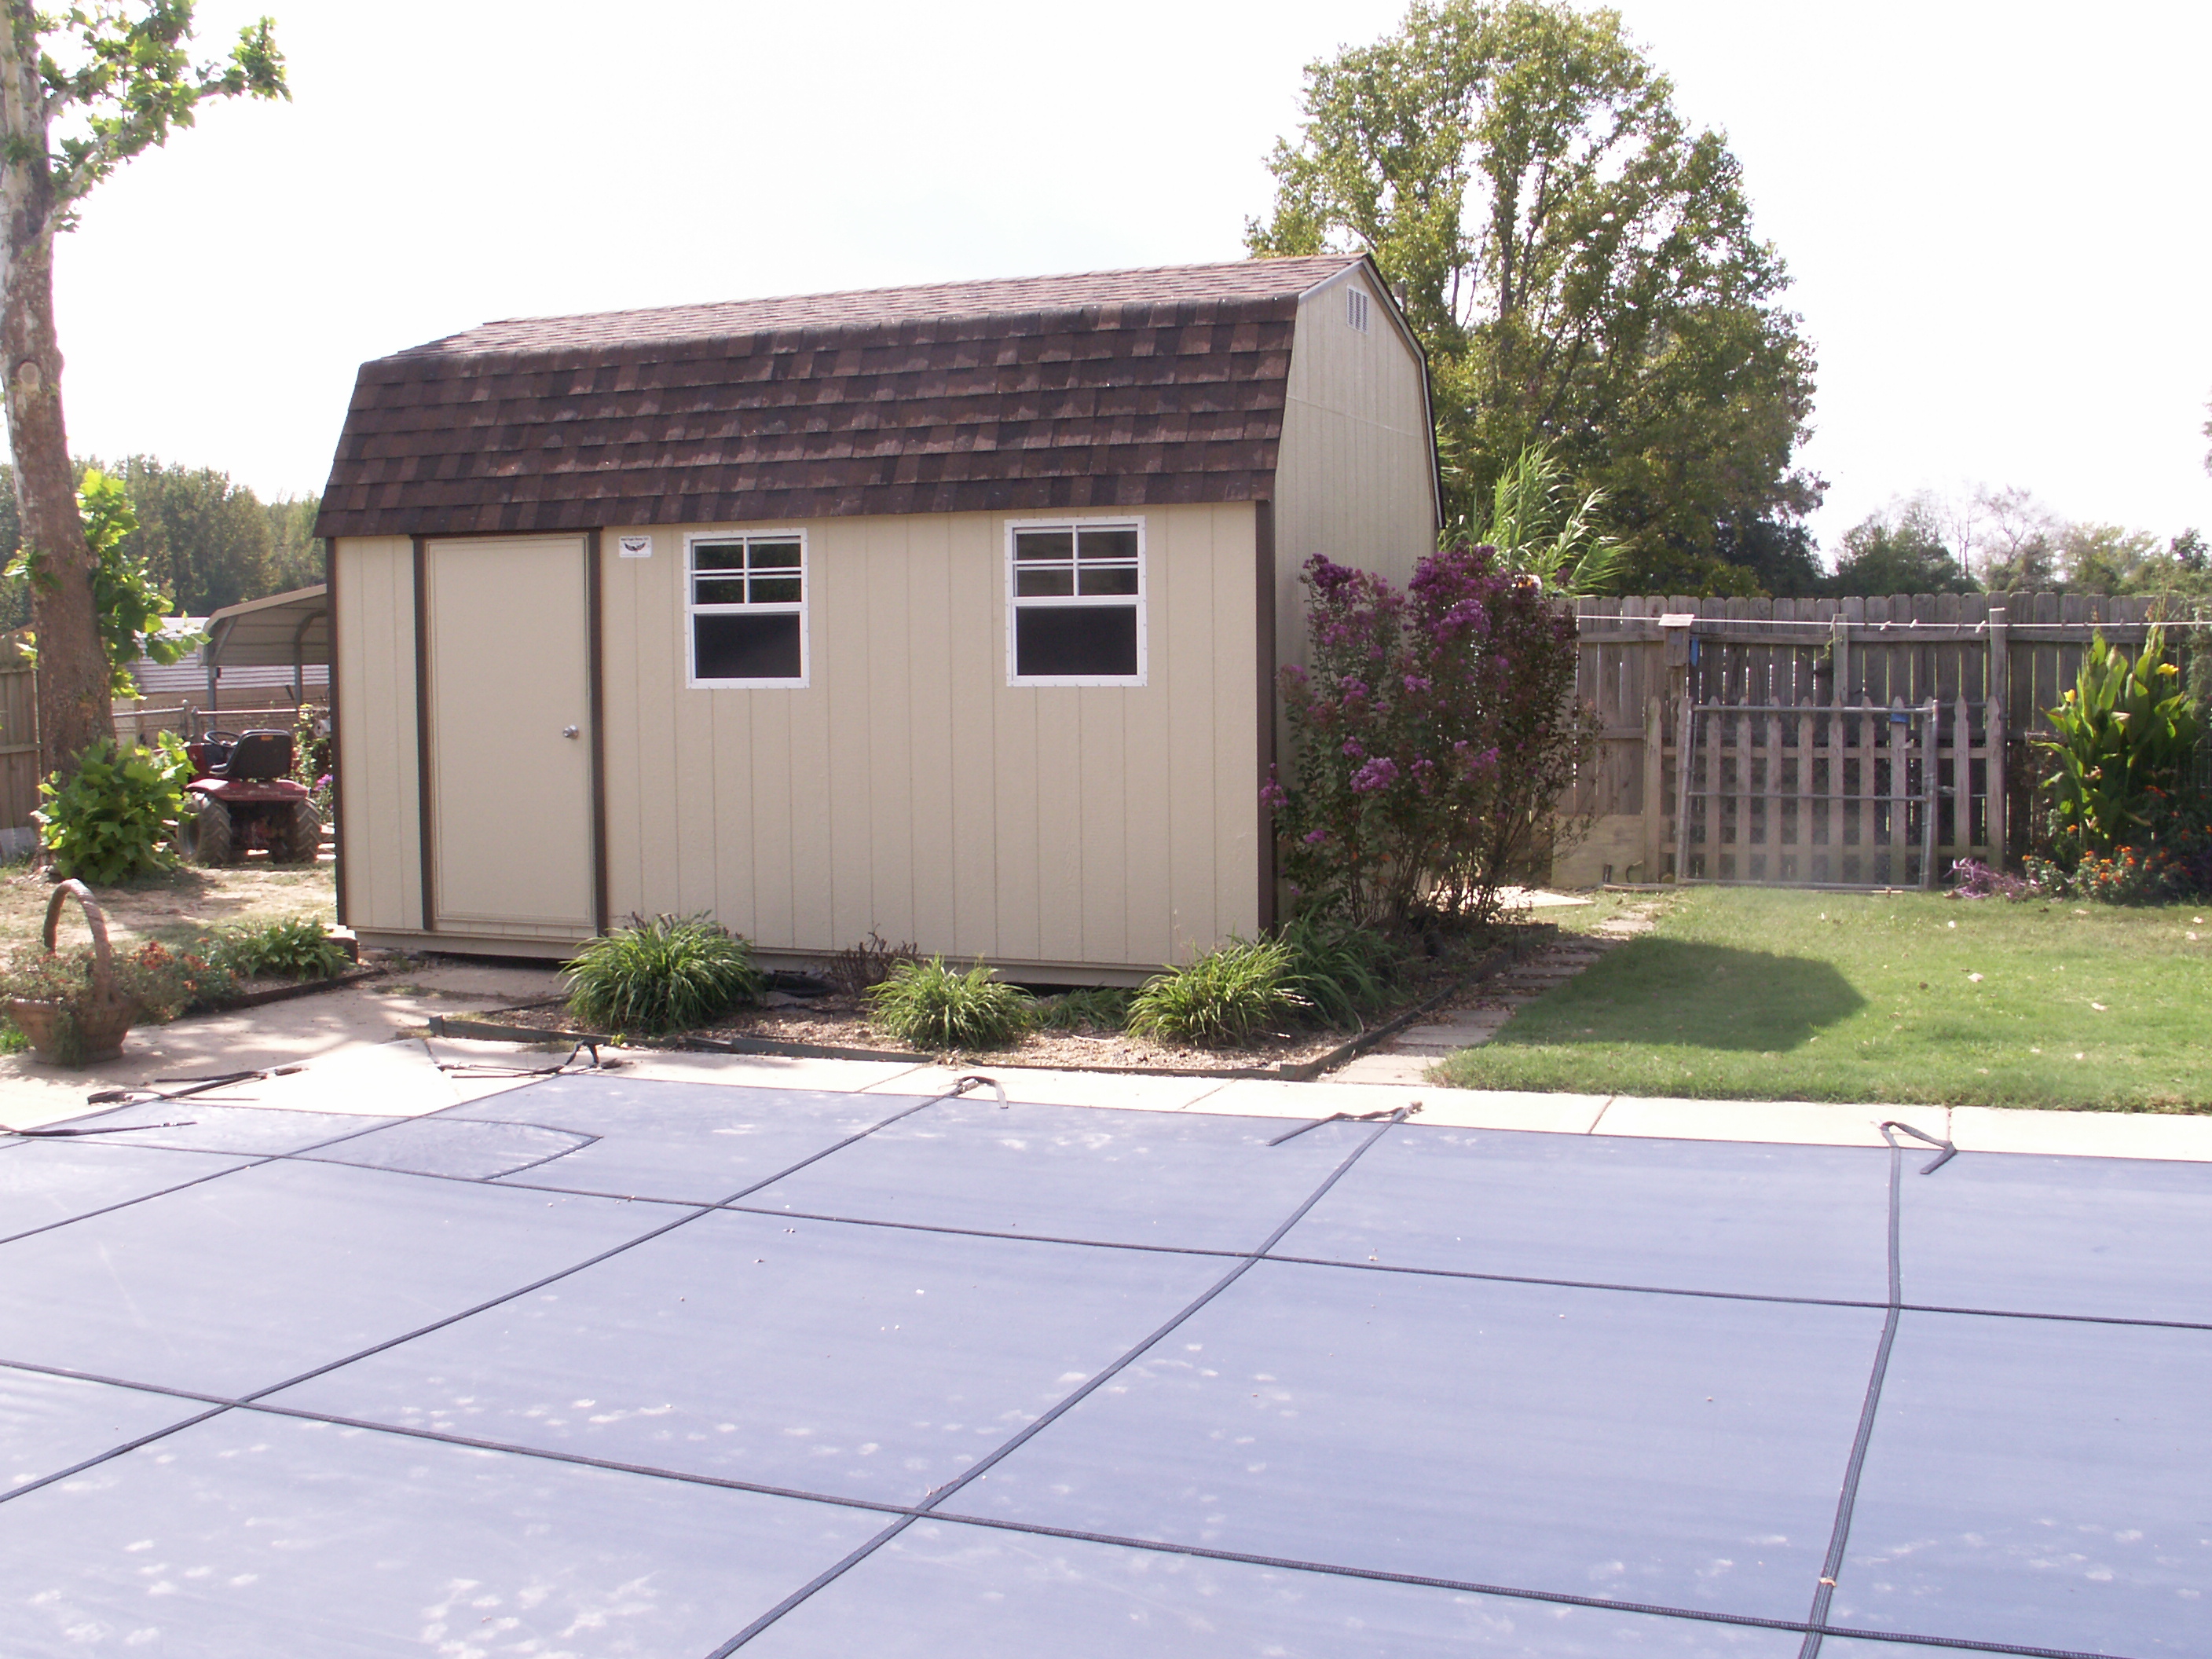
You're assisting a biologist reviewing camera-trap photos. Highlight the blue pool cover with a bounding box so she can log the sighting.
[1,1071,2204,1656]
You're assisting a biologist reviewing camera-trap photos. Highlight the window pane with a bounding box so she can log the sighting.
[1014,529,1074,563]
[695,612,802,680]
[694,577,747,606]
[1077,565,1139,597]
[1015,605,1138,678]
[694,542,745,572]
[749,540,802,570]
[1015,568,1075,598]
[1076,528,1138,562]
[749,575,803,604]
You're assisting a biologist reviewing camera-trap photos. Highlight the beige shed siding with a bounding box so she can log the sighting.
[1271,267,1439,677]
[331,537,420,931]
[599,502,1260,972]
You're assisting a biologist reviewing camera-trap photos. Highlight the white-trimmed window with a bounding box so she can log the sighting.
[687,531,808,686]
[1006,518,1145,684]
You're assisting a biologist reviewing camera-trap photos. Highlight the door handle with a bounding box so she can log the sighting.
[561,725,580,739]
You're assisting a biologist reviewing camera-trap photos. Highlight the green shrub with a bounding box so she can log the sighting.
[209,916,352,982]
[1034,986,1133,1032]
[1278,914,1399,1028]
[866,956,1033,1049]
[563,913,765,1035]
[34,734,192,884]
[1128,939,1306,1046]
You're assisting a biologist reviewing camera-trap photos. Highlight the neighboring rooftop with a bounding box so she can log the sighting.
[315,255,1375,539]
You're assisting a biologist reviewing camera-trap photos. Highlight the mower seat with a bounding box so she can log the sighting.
[212,730,294,782]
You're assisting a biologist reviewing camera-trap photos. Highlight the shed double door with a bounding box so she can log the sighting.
[424,536,595,934]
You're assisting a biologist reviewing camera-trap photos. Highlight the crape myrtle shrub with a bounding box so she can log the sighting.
[1267,546,1598,929]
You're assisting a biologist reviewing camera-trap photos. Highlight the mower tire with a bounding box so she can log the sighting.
[273,797,324,865]
[183,795,238,865]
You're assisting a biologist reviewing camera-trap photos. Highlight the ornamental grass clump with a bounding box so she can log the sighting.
[866,956,1033,1049]
[563,914,765,1035]
[1268,545,1598,930]
[1276,913,1400,1029]
[1127,939,1306,1046]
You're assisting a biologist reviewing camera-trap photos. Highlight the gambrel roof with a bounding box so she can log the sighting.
[316,255,1375,538]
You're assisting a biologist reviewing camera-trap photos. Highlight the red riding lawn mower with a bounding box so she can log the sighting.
[179,729,324,865]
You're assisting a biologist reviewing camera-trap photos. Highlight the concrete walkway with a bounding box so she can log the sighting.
[0,958,565,1131]
[13,1020,2208,1165]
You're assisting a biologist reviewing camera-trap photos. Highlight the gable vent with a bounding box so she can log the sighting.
[1346,287,1371,332]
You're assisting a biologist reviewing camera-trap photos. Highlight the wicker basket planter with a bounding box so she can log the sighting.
[8,881,137,1065]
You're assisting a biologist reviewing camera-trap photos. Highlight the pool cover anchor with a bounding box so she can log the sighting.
[1267,1100,1423,1146]
[1879,1118,1957,1175]
[75,1066,309,1111]
[948,1073,1006,1107]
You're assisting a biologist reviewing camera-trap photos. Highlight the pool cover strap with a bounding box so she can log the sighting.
[82,1068,300,1107]
[1880,1118,1957,1174]
[1267,1101,1423,1146]
[434,1039,621,1079]
[5,1119,198,1138]
[1798,1119,1957,1656]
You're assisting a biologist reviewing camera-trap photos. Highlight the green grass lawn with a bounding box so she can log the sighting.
[1435,886,2212,1111]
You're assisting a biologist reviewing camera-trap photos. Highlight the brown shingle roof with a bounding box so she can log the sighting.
[316,255,1370,538]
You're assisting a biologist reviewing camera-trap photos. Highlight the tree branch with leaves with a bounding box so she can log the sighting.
[1250,0,1820,596]
[0,1,284,779]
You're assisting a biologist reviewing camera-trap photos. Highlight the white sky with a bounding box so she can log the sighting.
[49,0,2212,560]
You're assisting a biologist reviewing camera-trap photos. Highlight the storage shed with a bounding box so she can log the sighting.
[317,255,1439,974]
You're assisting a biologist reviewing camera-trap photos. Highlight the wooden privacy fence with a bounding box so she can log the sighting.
[0,662,37,836]
[1559,591,2173,889]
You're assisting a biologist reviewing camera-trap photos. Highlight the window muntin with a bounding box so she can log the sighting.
[688,532,807,686]
[1007,519,1144,684]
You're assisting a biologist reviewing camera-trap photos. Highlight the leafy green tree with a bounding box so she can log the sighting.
[1829,500,1979,596]
[96,454,272,613]
[2058,522,2166,593]
[0,2,285,778]
[8,468,199,694]
[264,493,322,591]
[1249,0,1820,595]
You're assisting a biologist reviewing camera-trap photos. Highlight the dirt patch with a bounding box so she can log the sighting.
[0,857,337,950]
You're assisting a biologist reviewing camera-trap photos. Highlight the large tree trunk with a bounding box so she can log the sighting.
[0,0,111,780]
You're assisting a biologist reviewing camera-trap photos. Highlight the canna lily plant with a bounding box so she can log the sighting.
[2036,628,2203,855]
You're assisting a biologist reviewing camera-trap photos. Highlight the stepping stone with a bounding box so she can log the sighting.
[1326,1053,1434,1086]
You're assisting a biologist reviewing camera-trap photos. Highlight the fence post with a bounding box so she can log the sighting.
[1986,605,2009,866]
[1642,692,1666,881]
[1921,701,1938,888]
[1830,612,1851,707]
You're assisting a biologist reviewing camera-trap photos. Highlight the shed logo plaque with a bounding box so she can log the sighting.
[617,535,654,559]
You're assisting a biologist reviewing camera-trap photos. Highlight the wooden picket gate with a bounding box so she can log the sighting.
[1679,702,1943,888]
[1558,591,2170,888]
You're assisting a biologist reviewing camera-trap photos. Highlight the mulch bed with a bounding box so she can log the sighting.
[434,927,1551,1079]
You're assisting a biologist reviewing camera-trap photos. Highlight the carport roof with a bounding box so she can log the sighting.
[203,583,328,671]
[313,255,1376,540]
